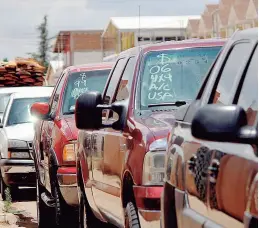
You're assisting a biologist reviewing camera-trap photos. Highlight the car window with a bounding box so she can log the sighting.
[62,69,111,114]
[0,93,11,114]
[212,42,251,104]
[7,97,50,126]
[103,58,126,104]
[139,46,222,110]
[237,47,258,126]
[50,73,66,116]
[115,57,136,102]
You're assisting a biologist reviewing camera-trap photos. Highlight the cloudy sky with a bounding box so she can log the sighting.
[0,0,218,60]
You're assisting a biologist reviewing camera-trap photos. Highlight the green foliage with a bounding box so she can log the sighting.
[28,15,50,72]
[2,58,8,62]
[3,188,12,212]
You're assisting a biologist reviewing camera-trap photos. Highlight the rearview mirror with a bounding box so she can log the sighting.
[30,102,50,120]
[75,91,128,131]
[191,104,257,144]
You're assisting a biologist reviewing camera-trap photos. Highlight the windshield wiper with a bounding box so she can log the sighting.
[148,101,187,108]
[63,111,74,115]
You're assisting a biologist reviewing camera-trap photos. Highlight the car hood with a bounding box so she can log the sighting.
[63,116,78,140]
[139,111,176,140]
[5,123,35,142]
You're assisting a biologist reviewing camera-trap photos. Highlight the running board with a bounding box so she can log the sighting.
[41,192,55,207]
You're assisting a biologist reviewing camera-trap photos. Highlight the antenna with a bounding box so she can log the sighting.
[138,5,141,46]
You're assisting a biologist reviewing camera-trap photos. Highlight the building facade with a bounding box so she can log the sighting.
[102,16,201,57]
[53,30,103,67]
[187,0,258,39]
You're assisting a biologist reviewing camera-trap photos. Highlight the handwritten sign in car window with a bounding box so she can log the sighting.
[62,69,111,114]
[140,46,221,108]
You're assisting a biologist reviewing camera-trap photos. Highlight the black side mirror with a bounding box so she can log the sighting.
[191,104,257,144]
[75,91,128,131]
[75,91,103,130]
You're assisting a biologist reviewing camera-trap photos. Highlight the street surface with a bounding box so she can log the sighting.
[1,187,37,228]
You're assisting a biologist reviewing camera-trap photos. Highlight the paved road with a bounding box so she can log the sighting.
[2,187,37,228]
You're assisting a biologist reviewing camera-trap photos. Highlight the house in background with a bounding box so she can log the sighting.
[246,0,258,27]
[53,30,103,67]
[227,0,250,36]
[101,16,201,57]
[188,0,258,39]
[186,19,200,38]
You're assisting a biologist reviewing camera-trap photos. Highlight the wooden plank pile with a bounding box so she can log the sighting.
[0,58,45,87]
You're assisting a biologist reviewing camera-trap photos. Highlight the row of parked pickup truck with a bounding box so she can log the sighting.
[0,28,258,228]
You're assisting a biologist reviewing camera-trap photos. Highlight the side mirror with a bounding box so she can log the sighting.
[75,91,103,130]
[30,102,50,120]
[192,104,257,144]
[75,91,128,131]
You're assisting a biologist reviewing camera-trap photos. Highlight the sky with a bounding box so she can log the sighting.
[0,0,219,60]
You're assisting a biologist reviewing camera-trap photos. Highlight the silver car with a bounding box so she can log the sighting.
[0,86,54,123]
[0,89,53,200]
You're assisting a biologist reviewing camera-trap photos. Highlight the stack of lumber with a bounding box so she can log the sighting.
[0,58,45,87]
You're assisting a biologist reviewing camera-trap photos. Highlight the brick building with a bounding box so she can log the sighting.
[53,30,103,67]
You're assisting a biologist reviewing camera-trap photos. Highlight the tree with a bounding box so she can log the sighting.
[2,58,8,62]
[28,15,50,71]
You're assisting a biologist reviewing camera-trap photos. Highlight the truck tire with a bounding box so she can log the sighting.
[125,202,140,228]
[0,174,18,201]
[36,178,55,228]
[0,176,7,201]
[53,183,78,228]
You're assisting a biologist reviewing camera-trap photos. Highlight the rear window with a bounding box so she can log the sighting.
[62,69,111,114]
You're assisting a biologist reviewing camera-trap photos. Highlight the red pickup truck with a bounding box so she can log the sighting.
[75,39,224,228]
[30,62,113,228]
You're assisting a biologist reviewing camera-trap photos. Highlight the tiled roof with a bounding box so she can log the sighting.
[188,19,200,32]
[233,1,250,20]
[108,16,201,30]
[202,14,213,30]
[206,4,219,13]
[253,0,258,13]
[220,0,236,7]
[219,6,232,25]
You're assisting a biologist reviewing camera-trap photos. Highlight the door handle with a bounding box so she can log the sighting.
[208,159,220,184]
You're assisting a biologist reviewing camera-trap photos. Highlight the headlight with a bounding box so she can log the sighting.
[63,142,76,162]
[9,152,30,159]
[142,138,167,185]
[8,140,28,148]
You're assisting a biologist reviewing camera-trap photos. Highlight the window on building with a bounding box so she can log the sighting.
[165,37,176,41]
[177,36,185,41]
[155,37,163,41]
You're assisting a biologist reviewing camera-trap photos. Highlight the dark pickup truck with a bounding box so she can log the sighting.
[162,28,258,228]
[75,39,225,228]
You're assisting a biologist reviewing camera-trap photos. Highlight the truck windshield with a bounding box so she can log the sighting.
[139,46,221,110]
[62,69,111,114]
[7,97,49,126]
[0,93,11,114]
